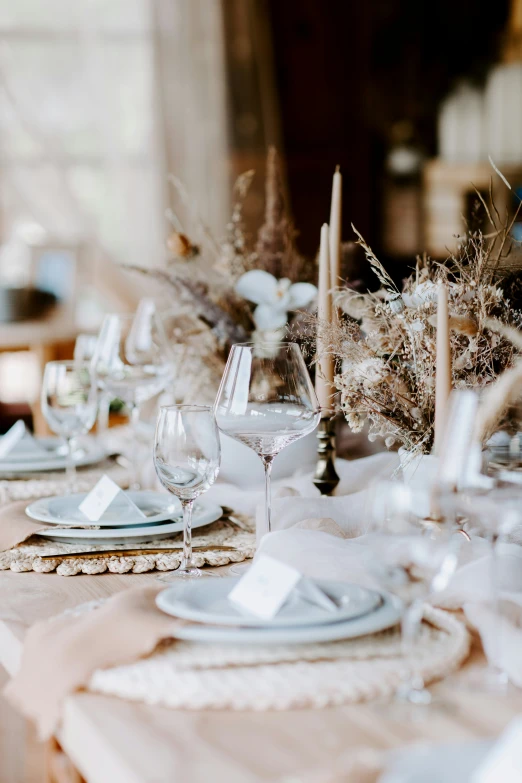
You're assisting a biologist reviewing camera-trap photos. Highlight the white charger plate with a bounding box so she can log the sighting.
[156,579,402,644]
[155,578,382,628]
[34,500,223,544]
[26,491,180,528]
[0,436,106,474]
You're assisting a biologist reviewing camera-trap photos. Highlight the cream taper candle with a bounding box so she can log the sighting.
[316,222,335,413]
[434,283,452,454]
[329,165,342,296]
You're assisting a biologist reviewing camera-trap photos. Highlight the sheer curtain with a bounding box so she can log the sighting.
[0,0,281,313]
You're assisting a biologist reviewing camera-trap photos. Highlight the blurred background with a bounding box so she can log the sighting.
[0,0,520,435]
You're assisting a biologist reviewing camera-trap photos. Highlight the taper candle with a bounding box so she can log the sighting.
[433,283,452,454]
[316,223,335,413]
[329,165,342,296]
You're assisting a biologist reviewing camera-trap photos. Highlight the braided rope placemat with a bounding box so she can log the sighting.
[89,605,470,711]
[0,461,255,575]
[0,518,255,575]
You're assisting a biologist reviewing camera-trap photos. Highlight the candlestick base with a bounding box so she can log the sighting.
[313,415,340,496]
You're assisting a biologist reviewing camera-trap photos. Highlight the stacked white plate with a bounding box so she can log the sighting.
[0,435,106,476]
[156,578,402,645]
[25,491,223,544]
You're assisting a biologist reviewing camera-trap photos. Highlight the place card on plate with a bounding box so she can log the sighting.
[228,554,337,620]
[79,475,146,522]
[472,716,522,783]
[0,421,26,458]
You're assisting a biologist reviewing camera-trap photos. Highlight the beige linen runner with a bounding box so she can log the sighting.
[0,500,96,551]
[5,585,180,738]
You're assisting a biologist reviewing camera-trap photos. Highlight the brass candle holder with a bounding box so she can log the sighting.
[313,414,340,495]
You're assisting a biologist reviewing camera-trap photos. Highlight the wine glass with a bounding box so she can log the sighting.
[75,333,111,439]
[154,405,221,578]
[215,342,320,539]
[41,361,98,490]
[450,485,522,692]
[369,481,461,706]
[93,307,172,488]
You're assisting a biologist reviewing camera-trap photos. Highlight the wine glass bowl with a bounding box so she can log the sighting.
[215,342,320,538]
[154,405,221,578]
[369,481,461,705]
[41,361,98,489]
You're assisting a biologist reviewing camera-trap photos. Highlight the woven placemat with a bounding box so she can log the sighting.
[0,518,256,576]
[89,604,470,711]
[0,457,255,575]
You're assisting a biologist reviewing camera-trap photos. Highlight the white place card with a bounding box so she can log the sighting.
[472,716,522,783]
[228,555,302,620]
[0,420,27,459]
[296,578,337,613]
[228,555,337,620]
[79,475,146,523]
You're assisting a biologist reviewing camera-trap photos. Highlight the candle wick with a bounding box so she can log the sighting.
[335,164,340,173]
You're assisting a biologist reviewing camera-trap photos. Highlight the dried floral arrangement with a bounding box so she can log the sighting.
[316,188,522,455]
[124,147,317,399]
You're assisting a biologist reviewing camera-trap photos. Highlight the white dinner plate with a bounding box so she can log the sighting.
[34,500,223,544]
[26,491,181,528]
[156,579,402,644]
[155,578,382,628]
[0,436,106,474]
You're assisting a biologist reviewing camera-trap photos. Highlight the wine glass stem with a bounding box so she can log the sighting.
[180,499,195,569]
[400,599,427,696]
[261,455,275,537]
[97,394,110,438]
[489,533,506,683]
[128,403,141,490]
[65,437,76,492]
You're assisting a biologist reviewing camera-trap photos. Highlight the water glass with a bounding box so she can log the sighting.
[154,405,221,578]
[41,361,98,489]
[93,306,172,487]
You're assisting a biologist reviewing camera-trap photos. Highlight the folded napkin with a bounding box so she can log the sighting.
[5,585,178,739]
[0,500,95,552]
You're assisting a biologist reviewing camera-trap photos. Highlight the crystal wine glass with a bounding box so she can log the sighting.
[93,307,172,488]
[215,342,320,539]
[41,361,98,490]
[369,481,461,706]
[154,405,221,578]
[75,333,111,439]
[450,485,522,692]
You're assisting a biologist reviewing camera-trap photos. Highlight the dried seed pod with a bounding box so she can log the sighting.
[167,232,197,258]
[427,312,478,336]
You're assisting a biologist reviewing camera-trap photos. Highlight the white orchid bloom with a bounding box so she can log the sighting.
[235,269,317,330]
[402,281,438,309]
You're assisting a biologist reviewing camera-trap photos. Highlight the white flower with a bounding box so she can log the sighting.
[352,357,387,386]
[235,269,317,330]
[252,327,286,357]
[402,281,438,309]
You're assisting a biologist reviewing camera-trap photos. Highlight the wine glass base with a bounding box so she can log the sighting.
[156,566,204,582]
[448,666,511,694]
[228,563,251,577]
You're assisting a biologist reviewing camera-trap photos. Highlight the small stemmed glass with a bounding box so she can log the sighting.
[215,342,320,539]
[154,405,221,578]
[41,361,98,490]
[74,333,111,438]
[450,485,522,692]
[369,481,461,706]
[92,306,172,488]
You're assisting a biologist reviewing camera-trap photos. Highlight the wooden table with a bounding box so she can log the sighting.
[1,568,522,783]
